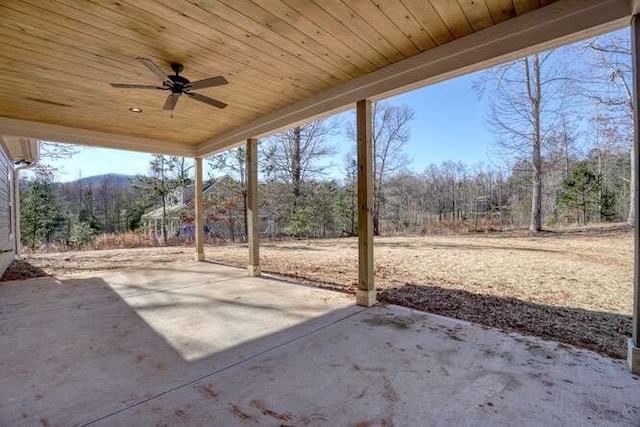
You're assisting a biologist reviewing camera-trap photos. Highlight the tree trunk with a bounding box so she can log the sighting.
[161,157,168,245]
[373,198,380,236]
[629,147,635,224]
[451,176,456,221]
[498,172,503,227]
[565,142,570,180]
[527,55,543,232]
[292,126,302,208]
[531,141,543,231]
[229,216,235,242]
[373,158,381,236]
[161,199,167,245]
[350,177,356,236]
[242,189,248,241]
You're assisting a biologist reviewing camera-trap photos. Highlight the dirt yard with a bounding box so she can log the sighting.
[5,225,633,359]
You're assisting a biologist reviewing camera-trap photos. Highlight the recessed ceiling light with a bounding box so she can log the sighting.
[128,107,143,113]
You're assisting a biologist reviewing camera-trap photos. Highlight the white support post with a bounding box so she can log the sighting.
[630,15,640,374]
[246,138,260,276]
[194,157,205,262]
[356,99,376,307]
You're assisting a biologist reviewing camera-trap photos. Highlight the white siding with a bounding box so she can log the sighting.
[0,144,14,276]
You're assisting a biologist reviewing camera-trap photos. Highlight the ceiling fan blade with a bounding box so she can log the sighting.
[163,93,180,111]
[186,76,228,91]
[186,92,227,109]
[137,57,173,87]
[110,83,163,89]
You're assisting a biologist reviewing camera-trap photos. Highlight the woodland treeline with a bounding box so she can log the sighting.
[19,30,634,249]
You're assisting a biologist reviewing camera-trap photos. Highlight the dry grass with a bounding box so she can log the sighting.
[199,224,634,359]
[90,231,158,249]
[13,224,633,359]
[19,232,160,254]
[20,246,194,275]
[208,227,633,316]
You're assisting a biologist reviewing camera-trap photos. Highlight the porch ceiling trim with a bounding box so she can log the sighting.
[196,0,632,157]
[0,135,39,164]
[0,117,195,157]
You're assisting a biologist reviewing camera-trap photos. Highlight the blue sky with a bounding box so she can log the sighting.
[43,69,492,182]
[383,72,490,167]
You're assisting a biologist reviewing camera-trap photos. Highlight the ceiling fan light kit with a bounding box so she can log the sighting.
[110,57,228,111]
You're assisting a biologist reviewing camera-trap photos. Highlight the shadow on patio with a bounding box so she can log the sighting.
[1,262,638,426]
[0,263,359,425]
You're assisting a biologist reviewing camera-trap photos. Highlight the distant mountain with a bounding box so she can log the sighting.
[62,173,138,187]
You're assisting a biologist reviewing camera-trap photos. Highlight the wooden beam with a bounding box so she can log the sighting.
[356,99,375,307]
[246,138,260,276]
[194,157,205,262]
[630,14,640,375]
[0,117,196,157]
[197,0,631,157]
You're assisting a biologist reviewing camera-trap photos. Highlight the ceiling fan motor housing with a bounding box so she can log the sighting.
[169,75,190,94]
[110,58,228,110]
[169,63,189,93]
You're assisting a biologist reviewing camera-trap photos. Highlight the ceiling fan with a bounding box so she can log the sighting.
[110,57,228,111]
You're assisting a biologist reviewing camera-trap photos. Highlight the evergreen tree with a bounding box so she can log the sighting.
[600,188,617,222]
[558,161,601,224]
[21,168,65,249]
[78,189,102,233]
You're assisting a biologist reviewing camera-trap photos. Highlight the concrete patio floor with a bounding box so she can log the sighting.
[0,262,638,426]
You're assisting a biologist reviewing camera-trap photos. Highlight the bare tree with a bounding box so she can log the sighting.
[546,117,581,180]
[371,103,414,235]
[262,119,337,207]
[136,155,178,245]
[38,142,80,160]
[341,155,358,236]
[584,31,634,223]
[208,147,248,237]
[348,102,414,235]
[477,50,570,232]
[170,156,193,187]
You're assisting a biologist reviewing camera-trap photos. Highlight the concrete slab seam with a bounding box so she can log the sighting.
[81,305,370,426]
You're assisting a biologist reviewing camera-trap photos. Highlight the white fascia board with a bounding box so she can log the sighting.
[0,117,196,157]
[197,0,632,157]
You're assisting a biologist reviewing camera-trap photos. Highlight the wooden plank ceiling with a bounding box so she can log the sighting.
[0,0,555,148]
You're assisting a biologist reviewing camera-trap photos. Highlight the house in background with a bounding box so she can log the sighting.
[143,182,213,242]
[143,175,278,243]
[0,137,39,277]
[143,175,245,242]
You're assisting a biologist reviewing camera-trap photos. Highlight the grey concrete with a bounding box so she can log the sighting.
[1,262,638,426]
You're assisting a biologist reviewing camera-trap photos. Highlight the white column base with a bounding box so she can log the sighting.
[628,339,640,374]
[247,265,261,277]
[195,252,205,262]
[356,289,377,307]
